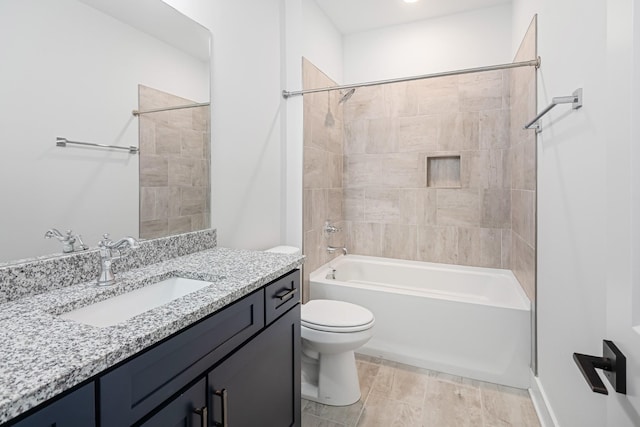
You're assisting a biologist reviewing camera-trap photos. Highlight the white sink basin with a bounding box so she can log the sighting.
[59,277,213,327]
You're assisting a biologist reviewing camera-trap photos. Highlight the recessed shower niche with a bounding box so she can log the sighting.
[426,155,461,188]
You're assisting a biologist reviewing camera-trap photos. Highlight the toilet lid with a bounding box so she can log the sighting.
[301,299,374,333]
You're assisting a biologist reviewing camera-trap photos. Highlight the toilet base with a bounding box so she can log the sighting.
[301,350,361,406]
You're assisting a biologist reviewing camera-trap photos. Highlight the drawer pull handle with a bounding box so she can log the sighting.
[193,406,208,427]
[213,389,228,427]
[275,287,297,301]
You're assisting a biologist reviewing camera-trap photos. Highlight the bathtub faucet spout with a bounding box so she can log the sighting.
[327,246,348,256]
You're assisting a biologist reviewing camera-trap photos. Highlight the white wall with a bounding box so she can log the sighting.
[163,0,288,250]
[301,0,343,84]
[343,3,513,83]
[0,0,208,262]
[512,0,622,425]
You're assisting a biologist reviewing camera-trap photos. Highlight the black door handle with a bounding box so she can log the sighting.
[573,340,626,395]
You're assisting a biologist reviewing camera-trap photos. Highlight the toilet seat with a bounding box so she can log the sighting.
[301,299,374,333]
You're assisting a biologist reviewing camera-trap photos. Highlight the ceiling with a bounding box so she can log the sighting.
[314,0,511,34]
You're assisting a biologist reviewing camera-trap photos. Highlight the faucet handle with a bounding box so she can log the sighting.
[324,220,342,234]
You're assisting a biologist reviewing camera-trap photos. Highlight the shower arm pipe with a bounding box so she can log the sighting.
[132,102,210,116]
[523,88,583,131]
[282,57,541,99]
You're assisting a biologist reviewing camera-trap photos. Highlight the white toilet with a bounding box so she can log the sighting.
[264,246,375,406]
[301,299,375,406]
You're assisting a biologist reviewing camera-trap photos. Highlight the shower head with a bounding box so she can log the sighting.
[338,88,356,104]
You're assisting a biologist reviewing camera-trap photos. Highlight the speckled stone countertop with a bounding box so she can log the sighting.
[0,247,304,424]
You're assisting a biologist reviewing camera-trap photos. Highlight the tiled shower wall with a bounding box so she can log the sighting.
[302,24,537,301]
[302,59,345,297]
[139,85,211,239]
[342,71,512,268]
[510,18,537,302]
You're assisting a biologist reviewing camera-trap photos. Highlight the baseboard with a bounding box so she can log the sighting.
[529,370,560,427]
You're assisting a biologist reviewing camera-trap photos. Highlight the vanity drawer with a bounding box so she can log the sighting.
[264,270,300,325]
[99,290,264,427]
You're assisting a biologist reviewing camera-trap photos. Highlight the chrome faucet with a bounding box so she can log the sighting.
[96,234,138,286]
[327,246,348,256]
[323,220,342,234]
[44,228,88,253]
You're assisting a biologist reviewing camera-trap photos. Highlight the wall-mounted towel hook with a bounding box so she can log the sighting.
[524,88,583,133]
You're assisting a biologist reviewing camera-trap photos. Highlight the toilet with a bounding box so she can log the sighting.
[264,246,375,406]
[300,299,374,406]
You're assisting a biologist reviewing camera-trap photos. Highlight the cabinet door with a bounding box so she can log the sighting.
[12,383,95,427]
[139,378,206,427]
[208,304,301,427]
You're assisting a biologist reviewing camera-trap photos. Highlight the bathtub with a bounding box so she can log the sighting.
[308,255,531,388]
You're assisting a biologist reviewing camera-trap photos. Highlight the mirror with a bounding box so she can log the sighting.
[0,0,211,263]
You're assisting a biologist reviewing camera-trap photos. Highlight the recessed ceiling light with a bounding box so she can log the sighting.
[403,0,419,3]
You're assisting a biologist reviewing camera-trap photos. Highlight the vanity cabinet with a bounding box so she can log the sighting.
[11,383,95,427]
[208,304,300,427]
[100,269,300,427]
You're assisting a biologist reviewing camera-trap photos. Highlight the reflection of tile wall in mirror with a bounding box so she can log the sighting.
[139,85,211,239]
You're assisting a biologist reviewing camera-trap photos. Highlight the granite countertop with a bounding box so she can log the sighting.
[0,247,304,424]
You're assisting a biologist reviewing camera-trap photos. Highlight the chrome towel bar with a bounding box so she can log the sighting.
[56,137,139,154]
[524,88,583,132]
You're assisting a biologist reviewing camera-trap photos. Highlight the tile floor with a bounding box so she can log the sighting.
[302,355,541,427]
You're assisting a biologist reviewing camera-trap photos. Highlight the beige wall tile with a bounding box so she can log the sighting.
[412,75,459,116]
[381,153,425,188]
[480,109,510,150]
[168,158,194,186]
[168,187,181,218]
[512,234,535,301]
[155,187,169,220]
[327,153,342,189]
[180,187,205,216]
[366,118,398,153]
[397,115,439,152]
[140,187,156,221]
[481,188,511,228]
[181,129,205,158]
[343,86,386,121]
[139,116,156,154]
[346,222,383,256]
[457,227,502,268]
[153,124,181,156]
[140,155,168,187]
[459,70,504,112]
[436,189,480,227]
[344,189,365,221]
[417,189,437,225]
[303,189,313,233]
[168,216,192,234]
[327,189,343,224]
[344,119,368,154]
[501,228,512,269]
[384,81,419,117]
[365,189,417,224]
[512,189,535,247]
[344,154,383,188]
[460,151,489,189]
[417,226,458,264]
[304,146,327,188]
[140,219,168,239]
[382,224,417,260]
[438,112,479,151]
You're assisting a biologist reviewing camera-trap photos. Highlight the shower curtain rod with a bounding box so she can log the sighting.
[282,57,541,99]
[132,102,210,116]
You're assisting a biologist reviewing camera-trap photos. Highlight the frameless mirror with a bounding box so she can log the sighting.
[0,0,211,264]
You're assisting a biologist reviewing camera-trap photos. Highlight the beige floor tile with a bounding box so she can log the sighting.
[302,412,347,427]
[481,383,541,427]
[357,392,423,427]
[356,360,380,401]
[303,399,364,427]
[422,378,483,427]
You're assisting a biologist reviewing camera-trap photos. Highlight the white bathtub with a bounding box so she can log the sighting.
[309,255,531,388]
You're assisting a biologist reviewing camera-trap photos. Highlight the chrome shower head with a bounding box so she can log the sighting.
[338,88,356,104]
